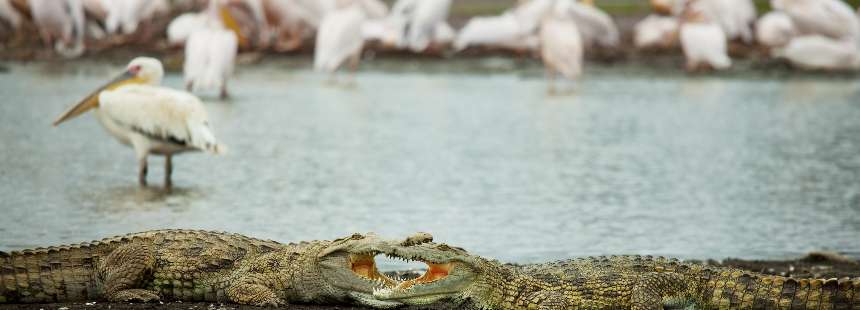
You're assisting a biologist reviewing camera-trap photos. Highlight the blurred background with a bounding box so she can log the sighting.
[1,0,859,266]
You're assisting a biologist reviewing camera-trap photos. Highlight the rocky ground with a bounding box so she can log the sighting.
[2,253,859,310]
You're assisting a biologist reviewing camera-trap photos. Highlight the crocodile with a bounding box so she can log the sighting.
[0,229,435,308]
[374,242,860,310]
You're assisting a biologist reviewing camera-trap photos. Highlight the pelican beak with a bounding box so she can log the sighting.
[52,70,138,126]
[220,4,249,48]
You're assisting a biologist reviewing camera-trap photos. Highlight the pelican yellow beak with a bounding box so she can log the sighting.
[220,5,249,48]
[52,70,139,126]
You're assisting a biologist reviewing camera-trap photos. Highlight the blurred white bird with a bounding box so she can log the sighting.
[167,13,206,47]
[361,15,408,47]
[184,0,240,99]
[261,0,337,51]
[53,57,225,188]
[452,0,554,53]
[565,0,620,49]
[454,13,539,52]
[772,0,860,43]
[103,0,168,37]
[647,0,755,43]
[0,0,22,29]
[315,0,389,73]
[694,0,756,43]
[28,0,86,58]
[679,4,731,71]
[314,3,367,76]
[755,11,796,50]
[634,14,679,49]
[400,0,452,52]
[774,35,860,70]
[540,0,584,93]
[513,0,555,34]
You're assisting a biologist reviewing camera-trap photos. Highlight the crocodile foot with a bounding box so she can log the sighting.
[109,289,161,302]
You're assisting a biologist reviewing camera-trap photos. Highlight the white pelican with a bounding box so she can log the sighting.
[0,0,22,29]
[649,0,755,43]
[679,4,731,71]
[513,0,555,34]
[28,0,85,58]
[53,57,225,188]
[774,35,860,70]
[260,0,333,51]
[314,4,366,75]
[566,0,621,49]
[361,15,408,48]
[755,11,796,50]
[167,13,206,47]
[184,0,240,99]
[634,14,679,49]
[540,0,584,92]
[695,0,756,43]
[454,13,539,52]
[451,0,551,53]
[401,0,451,52]
[772,0,860,42]
[314,0,388,74]
[103,0,168,39]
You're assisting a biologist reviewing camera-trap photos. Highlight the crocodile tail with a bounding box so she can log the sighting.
[1,245,103,303]
[1,250,10,303]
[698,269,860,309]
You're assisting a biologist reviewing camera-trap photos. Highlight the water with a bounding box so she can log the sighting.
[1,58,859,267]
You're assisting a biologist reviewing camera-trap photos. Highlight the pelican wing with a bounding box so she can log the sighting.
[99,85,224,154]
[455,14,534,51]
[566,2,619,48]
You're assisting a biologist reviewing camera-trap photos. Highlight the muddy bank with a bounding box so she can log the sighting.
[2,254,858,310]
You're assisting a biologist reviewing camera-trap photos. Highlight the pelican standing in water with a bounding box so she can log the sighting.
[28,0,86,57]
[53,57,226,188]
[183,0,248,99]
[540,0,584,94]
[314,0,387,78]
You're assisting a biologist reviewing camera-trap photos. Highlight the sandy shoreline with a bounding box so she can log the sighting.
[2,254,858,310]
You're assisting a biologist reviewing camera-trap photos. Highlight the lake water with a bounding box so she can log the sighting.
[1,57,859,267]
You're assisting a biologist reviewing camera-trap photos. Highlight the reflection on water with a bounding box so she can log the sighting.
[1,58,859,264]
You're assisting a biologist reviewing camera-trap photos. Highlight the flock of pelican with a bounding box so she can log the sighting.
[640,0,860,71]
[0,0,857,186]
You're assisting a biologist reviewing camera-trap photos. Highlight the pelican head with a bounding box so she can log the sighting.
[53,57,164,126]
[210,0,249,48]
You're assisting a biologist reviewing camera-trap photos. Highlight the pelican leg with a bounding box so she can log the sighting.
[138,157,148,186]
[220,82,229,100]
[164,155,173,189]
[546,68,557,95]
[132,138,150,187]
[346,53,361,87]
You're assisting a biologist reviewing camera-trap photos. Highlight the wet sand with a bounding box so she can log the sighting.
[2,254,858,310]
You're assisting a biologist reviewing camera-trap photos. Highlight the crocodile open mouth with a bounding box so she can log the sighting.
[349,254,453,289]
[393,262,452,289]
[350,254,398,287]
